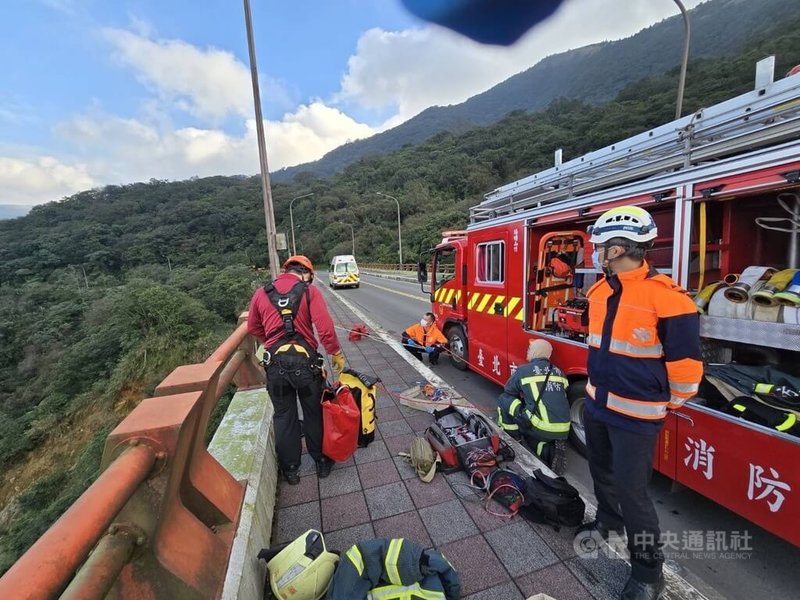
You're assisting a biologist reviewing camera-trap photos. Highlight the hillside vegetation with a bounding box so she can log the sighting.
[1,17,799,573]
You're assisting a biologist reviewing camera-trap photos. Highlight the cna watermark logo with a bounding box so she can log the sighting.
[573,529,754,561]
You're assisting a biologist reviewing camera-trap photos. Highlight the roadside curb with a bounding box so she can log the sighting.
[321,282,710,600]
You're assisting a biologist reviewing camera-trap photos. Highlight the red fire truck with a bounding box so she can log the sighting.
[417,58,800,546]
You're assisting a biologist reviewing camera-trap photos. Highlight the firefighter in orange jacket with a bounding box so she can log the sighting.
[578,206,702,600]
[402,312,449,365]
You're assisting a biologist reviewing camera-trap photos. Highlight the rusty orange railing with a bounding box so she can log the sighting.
[0,317,264,600]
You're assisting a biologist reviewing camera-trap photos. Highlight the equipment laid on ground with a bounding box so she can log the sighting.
[399,436,441,482]
[321,384,360,462]
[517,469,585,529]
[258,530,339,600]
[338,369,379,447]
[425,406,500,473]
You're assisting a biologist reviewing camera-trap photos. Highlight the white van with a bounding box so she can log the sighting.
[329,255,360,289]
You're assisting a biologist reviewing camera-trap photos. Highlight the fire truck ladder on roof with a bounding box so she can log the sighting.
[471,72,800,223]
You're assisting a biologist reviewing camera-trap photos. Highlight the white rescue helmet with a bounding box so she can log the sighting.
[587,205,658,245]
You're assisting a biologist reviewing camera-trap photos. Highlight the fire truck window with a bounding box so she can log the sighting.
[476,241,505,283]
[435,250,456,286]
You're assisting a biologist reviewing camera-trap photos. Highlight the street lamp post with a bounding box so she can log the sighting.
[344,223,355,255]
[673,0,691,120]
[243,0,280,278]
[376,192,403,266]
[290,192,314,255]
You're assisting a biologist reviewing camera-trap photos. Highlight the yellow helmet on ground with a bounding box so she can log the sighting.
[259,530,339,600]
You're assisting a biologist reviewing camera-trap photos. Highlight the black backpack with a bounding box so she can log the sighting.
[518,469,585,529]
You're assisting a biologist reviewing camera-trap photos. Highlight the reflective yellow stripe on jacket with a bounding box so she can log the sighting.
[519,374,571,433]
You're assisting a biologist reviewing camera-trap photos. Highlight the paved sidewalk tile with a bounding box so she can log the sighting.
[405,475,456,509]
[364,481,415,520]
[516,563,593,600]
[461,498,513,532]
[377,418,413,438]
[393,456,418,480]
[357,457,401,489]
[383,432,415,456]
[419,499,478,545]
[373,511,433,549]
[405,413,435,432]
[565,554,629,600]
[319,465,362,499]
[484,520,560,577]
[439,534,510,596]
[273,502,321,545]
[464,581,524,600]
[276,475,319,508]
[324,523,375,555]
[321,491,370,532]
[377,405,402,422]
[354,439,391,464]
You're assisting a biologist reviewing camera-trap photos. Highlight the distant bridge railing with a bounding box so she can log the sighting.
[359,263,455,275]
[0,318,265,600]
[358,262,419,272]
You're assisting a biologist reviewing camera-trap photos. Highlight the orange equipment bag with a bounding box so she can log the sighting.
[321,384,361,462]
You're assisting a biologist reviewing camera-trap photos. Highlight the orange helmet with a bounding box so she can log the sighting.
[283,255,315,274]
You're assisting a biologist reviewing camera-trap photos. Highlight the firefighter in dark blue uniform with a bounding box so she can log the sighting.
[497,339,571,472]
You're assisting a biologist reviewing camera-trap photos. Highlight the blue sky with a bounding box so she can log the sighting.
[0,0,703,206]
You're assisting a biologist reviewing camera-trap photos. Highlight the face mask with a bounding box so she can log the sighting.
[591,248,603,272]
[420,318,429,328]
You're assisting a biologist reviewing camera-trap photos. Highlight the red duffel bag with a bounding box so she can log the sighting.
[321,383,360,462]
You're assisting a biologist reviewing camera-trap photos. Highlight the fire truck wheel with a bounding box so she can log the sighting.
[446,326,469,371]
[567,380,588,457]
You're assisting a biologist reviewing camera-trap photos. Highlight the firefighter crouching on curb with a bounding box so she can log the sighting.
[496,339,570,473]
[402,312,449,365]
[579,206,702,600]
[247,255,346,485]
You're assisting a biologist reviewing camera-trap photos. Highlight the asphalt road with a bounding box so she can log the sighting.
[320,271,800,600]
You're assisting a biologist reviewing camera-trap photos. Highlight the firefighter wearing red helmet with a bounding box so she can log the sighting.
[247,255,346,484]
[578,206,703,600]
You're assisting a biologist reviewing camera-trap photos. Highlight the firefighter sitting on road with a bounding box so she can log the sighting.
[496,339,570,472]
[402,312,449,365]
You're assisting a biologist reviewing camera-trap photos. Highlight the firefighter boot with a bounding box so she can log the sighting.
[575,519,625,541]
[620,574,665,600]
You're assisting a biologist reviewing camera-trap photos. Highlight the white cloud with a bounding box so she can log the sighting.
[0,156,95,206]
[102,27,292,121]
[339,0,705,123]
[0,104,373,207]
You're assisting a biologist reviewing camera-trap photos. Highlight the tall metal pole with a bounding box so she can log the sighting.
[290,192,314,255]
[673,0,691,120]
[243,0,280,279]
[376,192,402,266]
[345,223,355,255]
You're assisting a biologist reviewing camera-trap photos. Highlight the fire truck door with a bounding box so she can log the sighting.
[674,405,800,547]
[467,234,510,383]
[531,232,587,332]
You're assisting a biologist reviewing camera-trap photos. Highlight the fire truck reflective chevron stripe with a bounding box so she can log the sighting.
[463,294,526,319]
[504,297,520,317]
[476,294,493,312]
[434,288,463,304]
